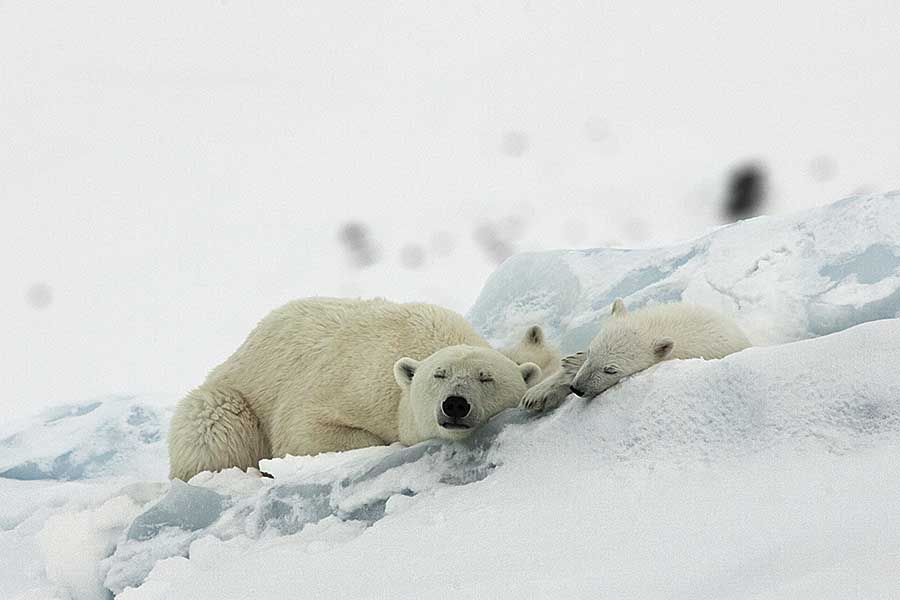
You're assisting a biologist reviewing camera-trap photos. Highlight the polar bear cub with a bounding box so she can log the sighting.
[498,325,560,382]
[521,299,750,411]
[168,297,541,481]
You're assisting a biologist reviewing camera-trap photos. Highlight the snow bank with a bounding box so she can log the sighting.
[469,192,900,352]
[0,396,172,598]
[3,194,900,599]
[0,479,166,600]
[0,395,171,482]
[114,317,900,600]
[100,410,529,595]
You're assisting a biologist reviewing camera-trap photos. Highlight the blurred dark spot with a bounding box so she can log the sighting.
[809,156,837,182]
[584,117,610,142]
[338,222,379,268]
[724,163,767,222]
[500,131,529,158]
[496,214,527,241]
[429,231,456,257]
[26,282,53,310]
[474,224,515,265]
[399,244,425,269]
[474,210,532,264]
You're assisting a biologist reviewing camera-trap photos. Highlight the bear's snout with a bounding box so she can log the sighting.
[441,395,472,420]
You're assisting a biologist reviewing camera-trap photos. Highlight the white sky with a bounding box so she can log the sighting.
[2,1,899,420]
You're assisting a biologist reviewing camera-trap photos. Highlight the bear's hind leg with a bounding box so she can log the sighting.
[168,386,270,480]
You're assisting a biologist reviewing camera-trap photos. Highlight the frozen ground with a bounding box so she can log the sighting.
[2,195,900,599]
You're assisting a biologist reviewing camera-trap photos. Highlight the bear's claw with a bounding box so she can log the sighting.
[520,384,570,412]
[519,351,585,412]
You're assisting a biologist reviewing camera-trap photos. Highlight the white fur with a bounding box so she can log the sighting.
[519,351,586,412]
[521,299,751,410]
[498,325,560,382]
[169,297,540,480]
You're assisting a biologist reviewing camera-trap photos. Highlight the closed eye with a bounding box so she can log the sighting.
[478,374,494,383]
[603,366,619,375]
[433,372,447,379]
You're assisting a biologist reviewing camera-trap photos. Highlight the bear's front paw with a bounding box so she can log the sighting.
[520,382,570,412]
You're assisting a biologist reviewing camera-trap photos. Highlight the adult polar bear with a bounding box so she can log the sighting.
[169,298,542,481]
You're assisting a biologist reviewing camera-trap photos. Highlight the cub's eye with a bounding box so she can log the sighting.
[433,372,447,379]
[603,366,619,375]
[478,373,494,383]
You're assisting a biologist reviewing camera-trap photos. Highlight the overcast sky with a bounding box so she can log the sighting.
[2,1,899,420]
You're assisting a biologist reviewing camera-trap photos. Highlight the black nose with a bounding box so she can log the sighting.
[441,395,471,419]
[569,385,584,397]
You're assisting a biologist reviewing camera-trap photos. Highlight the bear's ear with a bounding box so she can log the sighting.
[518,362,542,387]
[653,338,674,359]
[393,357,420,389]
[524,325,544,346]
[611,298,628,317]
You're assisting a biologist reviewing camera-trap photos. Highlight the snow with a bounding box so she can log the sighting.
[2,194,900,599]
[0,479,164,600]
[116,320,900,599]
[470,191,900,353]
[0,395,172,482]
[39,493,148,600]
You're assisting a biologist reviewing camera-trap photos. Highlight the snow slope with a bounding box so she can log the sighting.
[470,191,900,352]
[97,320,900,598]
[2,194,900,599]
[0,395,171,482]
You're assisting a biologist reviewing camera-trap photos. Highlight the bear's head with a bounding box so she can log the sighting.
[393,345,541,444]
[570,299,673,398]
[499,325,560,382]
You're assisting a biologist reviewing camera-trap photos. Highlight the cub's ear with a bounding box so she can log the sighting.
[653,338,674,359]
[611,298,628,317]
[393,357,420,388]
[524,325,544,346]
[518,362,542,387]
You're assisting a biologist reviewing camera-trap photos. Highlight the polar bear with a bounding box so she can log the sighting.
[521,299,750,411]
[168,297,541,481]
[498,325,560,382]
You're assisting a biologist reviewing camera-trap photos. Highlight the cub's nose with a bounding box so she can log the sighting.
[441,395,471,419]
[569,385,585,397]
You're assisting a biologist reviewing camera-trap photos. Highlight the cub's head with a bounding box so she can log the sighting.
[570,299,674,398]
[499,325,561,381]
[393,345,541,442]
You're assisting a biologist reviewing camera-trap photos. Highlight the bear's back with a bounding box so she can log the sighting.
[630,303,751,360]
[208,297,488,442]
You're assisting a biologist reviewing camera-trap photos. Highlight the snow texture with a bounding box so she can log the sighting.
[100,412,525,595]
[2,194,900,599]
[0,395,171,482]
[116,318,900,599]
[470,192,900,352]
